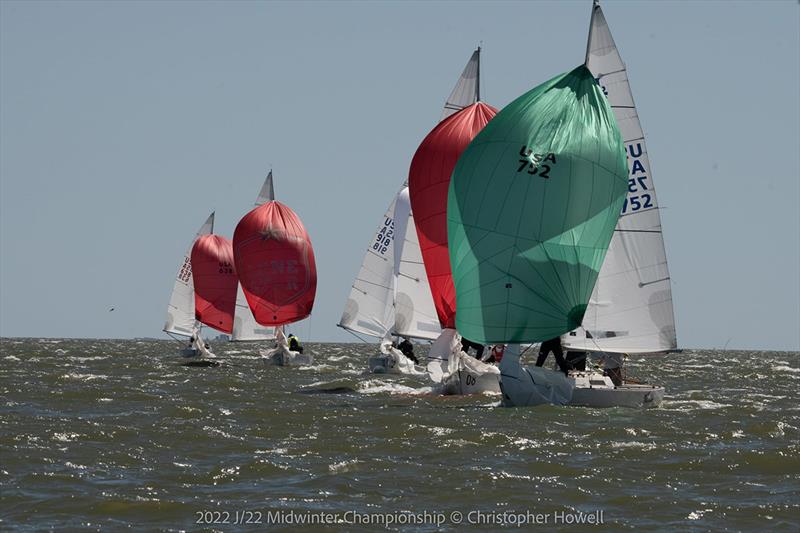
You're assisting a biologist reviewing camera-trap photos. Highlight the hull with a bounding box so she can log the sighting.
[500,364,663,408]
[271,349,313,366]
[367,355,423,375]
[180,348,199,357]
[569,382,664,408]
[440,368,500,395]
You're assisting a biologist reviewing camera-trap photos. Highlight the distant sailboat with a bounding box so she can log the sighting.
[163,212,215,357]
[339,49,488,374]
[448,64,629,406]
[233,173,317,366]
[230,173,278,344]
[189,233,239,357]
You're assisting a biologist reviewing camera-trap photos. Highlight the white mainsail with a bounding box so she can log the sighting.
[339,48,477,345]
[441,47,480,120]
[231,172,277,341]
[564,1,677,354]
[338,195,399,339]
[164,212,215,337]
[393,187,441,341]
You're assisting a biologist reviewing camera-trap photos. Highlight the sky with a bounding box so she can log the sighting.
[1,1,798,351]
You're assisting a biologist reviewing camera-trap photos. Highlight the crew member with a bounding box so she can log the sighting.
[461,338,485,360]
[287,334,304,354]
[600,352,624,386]
[397,337,419,364]
[482,344,505,364]
[535,336,570,376]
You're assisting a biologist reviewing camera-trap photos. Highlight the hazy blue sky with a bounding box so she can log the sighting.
[1,1,798,350]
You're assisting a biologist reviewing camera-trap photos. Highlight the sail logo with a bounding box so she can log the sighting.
[517,146,556,178]
[621,142,655,215]
[373,217,394,256]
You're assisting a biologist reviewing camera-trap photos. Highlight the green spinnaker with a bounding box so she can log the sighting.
[447,65,627,344]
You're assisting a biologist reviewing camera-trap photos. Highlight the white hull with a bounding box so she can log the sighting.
[261,344,313,366]
[440,368,500,395]
[500,360,664,408]
[568,372,664,408]
[367,355,424,375]
[270,350,313,366]
[180,348,199,357]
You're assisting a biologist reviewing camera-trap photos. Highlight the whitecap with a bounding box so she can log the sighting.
[52,432,80,442]
[357,380,432,395]
[329,459,360,473]
[60,373,108,381]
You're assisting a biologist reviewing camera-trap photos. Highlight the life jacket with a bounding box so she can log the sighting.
[491,344,505,362]
[288,335,301,346]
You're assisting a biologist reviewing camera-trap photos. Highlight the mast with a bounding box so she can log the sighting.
[585,0,600,66]
[476,46,481,102]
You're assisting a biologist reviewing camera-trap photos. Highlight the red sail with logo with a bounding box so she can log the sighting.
[408,102,497,329]
[190,234,238,334]
[233,201,317,326]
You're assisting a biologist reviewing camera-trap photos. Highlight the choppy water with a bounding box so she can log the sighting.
[0,338,798,531]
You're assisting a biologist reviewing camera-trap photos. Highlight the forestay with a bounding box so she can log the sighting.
[448,65,628,343]
[564,1,677,353]
[164,212,215,337]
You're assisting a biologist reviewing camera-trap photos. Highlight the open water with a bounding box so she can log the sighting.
[0,338,798,531]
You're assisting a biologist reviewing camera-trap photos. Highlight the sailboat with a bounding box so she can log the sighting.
[448,63,629,407]
[339,49,488,374]
[188,231,240,360]
[337,186,438,374]
[408,49,501,394]
[233,173,317,366]
[229,173,278,344]
[555,1,676,407]
[163,212,215,357]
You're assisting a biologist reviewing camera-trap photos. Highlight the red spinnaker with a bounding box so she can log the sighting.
[190,234,238,334]
[408,102,497,329]
[232,201,317,326]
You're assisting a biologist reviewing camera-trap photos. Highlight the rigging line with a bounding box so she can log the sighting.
[614,229,662,233]
[596,67,627,77]
[639,277,670,287]
[338,325,374,344]
[354,278,392,290]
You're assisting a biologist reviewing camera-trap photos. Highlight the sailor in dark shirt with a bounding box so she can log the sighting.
[535,336,570,376]
[397,337,419,364]
[461,338,485,360]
